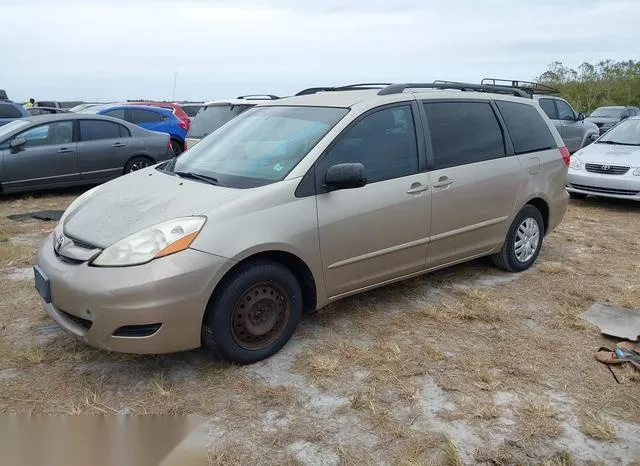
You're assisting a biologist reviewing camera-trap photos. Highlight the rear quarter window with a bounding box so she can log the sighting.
[0,103,23,118]
[495,101,557,155]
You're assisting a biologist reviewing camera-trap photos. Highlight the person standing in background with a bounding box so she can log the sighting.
[24,98,36,108]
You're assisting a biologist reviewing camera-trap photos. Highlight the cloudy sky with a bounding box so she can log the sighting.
[2,0,639,102]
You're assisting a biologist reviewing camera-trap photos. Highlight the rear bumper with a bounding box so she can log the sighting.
[36,233,231,354]
[567,170,640,200]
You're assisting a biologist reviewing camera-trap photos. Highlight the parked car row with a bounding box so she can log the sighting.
[35,81,572,364]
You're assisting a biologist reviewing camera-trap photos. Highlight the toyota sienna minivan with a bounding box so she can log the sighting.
[35,82,569,364]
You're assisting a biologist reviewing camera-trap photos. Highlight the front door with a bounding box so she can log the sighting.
[2,120,78,191]
[421,100,522,267]
[554,99,583,152]
[315,103,431,298]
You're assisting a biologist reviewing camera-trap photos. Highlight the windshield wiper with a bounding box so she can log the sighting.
[174,171,220,185]
[597,140,640,146]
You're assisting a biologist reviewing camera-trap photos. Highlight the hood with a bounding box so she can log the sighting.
[586,117,619,125]
[574,142,640,166]
[63,168,245,248]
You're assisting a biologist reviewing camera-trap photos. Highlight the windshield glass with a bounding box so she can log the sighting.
[590,107,624,118]
[0,119,31,142]
[598,118,640,145]
[172,106,348,188]
[187,104,253,138]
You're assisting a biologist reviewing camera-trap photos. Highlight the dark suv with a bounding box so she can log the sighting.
[0,101,30,127]
[586,106,640,135]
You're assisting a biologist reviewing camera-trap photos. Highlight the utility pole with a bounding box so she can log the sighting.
[171,72,178,101]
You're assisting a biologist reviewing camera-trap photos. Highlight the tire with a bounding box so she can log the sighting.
[170,140,183,156]
[491,205,544,272]
[124,156,153,174]
[202,260,302,364]
[569,192,588,200]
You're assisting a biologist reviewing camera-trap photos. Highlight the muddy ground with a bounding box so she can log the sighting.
[0,188,639,465]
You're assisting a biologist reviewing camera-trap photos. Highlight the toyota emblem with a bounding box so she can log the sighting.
[55,235,65,253]
[601,164,611,170]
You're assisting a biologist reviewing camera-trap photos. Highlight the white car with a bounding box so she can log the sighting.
[567,116,640,201]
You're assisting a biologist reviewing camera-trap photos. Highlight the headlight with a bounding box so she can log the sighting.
[569,157,583,170]
[633,168,640,176]
[92,217,206,267]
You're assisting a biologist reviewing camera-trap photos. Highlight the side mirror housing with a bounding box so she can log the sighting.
[10,137,26,152]
[324,163,367,190]
[576,112,585,121]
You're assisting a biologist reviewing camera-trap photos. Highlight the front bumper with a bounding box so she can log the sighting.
[35,234,230,354]
[567,169,640,201]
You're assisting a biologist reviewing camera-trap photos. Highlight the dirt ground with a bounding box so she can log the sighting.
[0,188,639,465]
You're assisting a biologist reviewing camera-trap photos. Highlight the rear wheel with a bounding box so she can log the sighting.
[170,139,183,155]
[124,156,153,174]
[569,192,588,200]
[492,205,544,272]
[202,260,302,364]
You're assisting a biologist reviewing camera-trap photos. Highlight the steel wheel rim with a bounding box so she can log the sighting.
[514,217,540,263]
[231,282,290,350]
[130,160,149,172]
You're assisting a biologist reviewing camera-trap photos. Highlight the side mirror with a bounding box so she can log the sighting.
[324,163,367,190]
[10,137,26,152]
[576,112,585,121]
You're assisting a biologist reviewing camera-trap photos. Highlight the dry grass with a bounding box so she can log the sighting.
[579,411,616,442]
[515,397,562,442]
[538,261,571,274]
[208,443,252,465]
[0,242,35,267]
[419,288,511,324]
[540,451,575,466]
[0,339,47,368]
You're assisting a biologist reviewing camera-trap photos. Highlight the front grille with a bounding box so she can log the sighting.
[570,183,639,196]
[113,324,162,337]
[59,310,93,330]
[585,163,629,175]
[65,235,99,250]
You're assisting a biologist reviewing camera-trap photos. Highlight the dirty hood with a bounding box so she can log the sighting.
[575,142,640,166]
[63,168,244,248]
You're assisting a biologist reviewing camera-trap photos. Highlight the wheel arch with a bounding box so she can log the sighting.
[524,196,549,234]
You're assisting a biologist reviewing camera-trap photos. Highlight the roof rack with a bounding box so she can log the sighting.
[377,82,531,98]
[236,94,280,100]
[294,83,393,96]
[480,78,559,95]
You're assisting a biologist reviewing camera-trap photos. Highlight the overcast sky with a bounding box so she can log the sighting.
[2,0,639,102]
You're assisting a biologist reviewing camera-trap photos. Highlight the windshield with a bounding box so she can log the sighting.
[590,107,624,118]
[0,119,31,142]
[187,104,253,138]
[171,105,348,188]
[597,118,640,145]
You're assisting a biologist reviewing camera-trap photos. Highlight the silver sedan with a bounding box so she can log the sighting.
[567,116,640,201]
[0,113,173,195]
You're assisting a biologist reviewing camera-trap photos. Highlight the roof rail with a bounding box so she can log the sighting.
[378,82,531,98]
[480,78,559,95]
[236,94,280,100]
[294,83,393,96]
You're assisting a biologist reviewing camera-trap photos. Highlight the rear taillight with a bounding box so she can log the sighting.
[179,119,188,130]
[559,146,570,166]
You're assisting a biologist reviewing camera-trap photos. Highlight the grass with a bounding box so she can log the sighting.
[0,242,35,267]
[579,411,616,442]
[515,397,562,442]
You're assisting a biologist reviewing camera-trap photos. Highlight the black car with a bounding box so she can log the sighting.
[27,107,70,116]
[586,106,640,134]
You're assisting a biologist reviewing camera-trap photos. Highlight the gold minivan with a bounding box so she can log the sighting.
[35,83,569,364]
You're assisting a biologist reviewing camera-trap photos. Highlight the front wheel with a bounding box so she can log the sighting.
[492,205,544,272]
[170,140,183,156]
[202,260,302,364]
[124,156,153,174]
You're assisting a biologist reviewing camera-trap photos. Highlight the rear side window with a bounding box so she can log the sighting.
[538,98,557,119]
[187,104,252,138]
[129,109,163,124]
[103,109,126,120]
[79,120,123,141]
[496,101,557,154]
[0,103,23,118]
[182,105,202,117]
[423,101,505,169]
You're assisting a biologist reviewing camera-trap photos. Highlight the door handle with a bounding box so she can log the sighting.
[57,148,74,154]
[433,176,454,188]
[406,183,429,194]
[112,143,127,148]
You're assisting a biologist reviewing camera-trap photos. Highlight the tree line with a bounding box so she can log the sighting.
[536,60,640,113]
